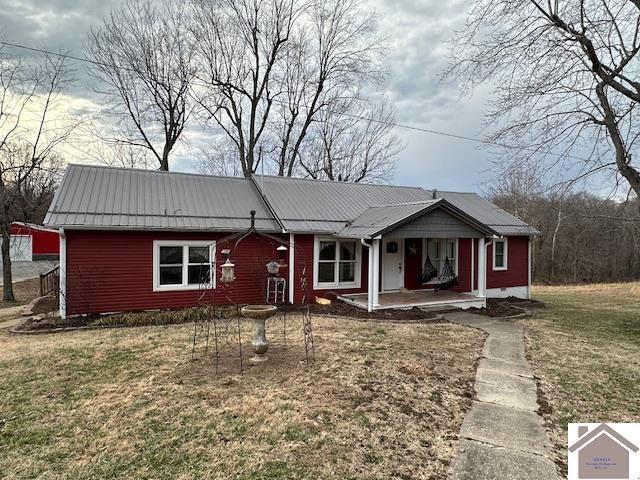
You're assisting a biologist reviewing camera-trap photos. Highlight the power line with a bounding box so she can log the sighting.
[1,39,592,162]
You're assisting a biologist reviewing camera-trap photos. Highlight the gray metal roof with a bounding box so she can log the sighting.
[254,175,537,236]
[435,191,540,236]
[45,164,280,231]
[338,200,441,238]
[45,165,538,236]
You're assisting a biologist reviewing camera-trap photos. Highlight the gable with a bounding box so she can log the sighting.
[385,207,486,238]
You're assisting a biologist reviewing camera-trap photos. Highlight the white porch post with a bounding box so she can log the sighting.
[477,237,486,298]
[527,237,533,299]
[59,228,67,319]
[361,239,373,312]
[372,238,381,307]
[471,238,475,292]
[288,233,295,304]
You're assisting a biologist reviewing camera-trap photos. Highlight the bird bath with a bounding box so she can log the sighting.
[241,305,278,363]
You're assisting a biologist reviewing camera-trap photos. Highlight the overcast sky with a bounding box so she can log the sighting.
[0,0,500,193]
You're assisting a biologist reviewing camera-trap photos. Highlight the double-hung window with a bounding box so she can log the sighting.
[314,237,361,288]
[153,241,215,291]
[423,238,457,279]
[493,238,507,270]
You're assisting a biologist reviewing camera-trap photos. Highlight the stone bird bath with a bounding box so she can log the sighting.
[240,305,278,364]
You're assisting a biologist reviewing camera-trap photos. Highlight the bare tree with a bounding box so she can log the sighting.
[300,100,402,182]
[487,169,640,283]
[0,48,71,300]
[191,0,299,176]
[448,0,640,200]
[191,0,392,180]
[87,0,195,171]
[271,0,384,177]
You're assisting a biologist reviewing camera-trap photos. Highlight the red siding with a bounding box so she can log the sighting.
[10,224,59,255]
[66,230,287,315]
[290,234,369,303]
[402,238,473,293]
[403,239,423,290]
[65,230,530,315]
[486,236,529,288]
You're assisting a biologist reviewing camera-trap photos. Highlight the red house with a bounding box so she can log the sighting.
[9,222,60,261]
[44,165,538,318]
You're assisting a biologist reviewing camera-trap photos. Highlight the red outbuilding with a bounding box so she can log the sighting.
[9,222,60,261]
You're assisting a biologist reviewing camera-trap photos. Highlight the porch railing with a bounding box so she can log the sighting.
[40,265,60,301]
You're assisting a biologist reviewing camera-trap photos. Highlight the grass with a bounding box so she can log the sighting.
[0,278,41,309]
[0,315,483,479]
[523,282,640,472]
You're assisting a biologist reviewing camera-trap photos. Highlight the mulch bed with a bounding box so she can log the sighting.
[15,296,542,333]
[281,301,444,323]
[468,297,545,317]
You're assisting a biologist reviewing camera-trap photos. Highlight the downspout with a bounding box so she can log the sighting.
[361,238,373,312]
[288,233,295,304]
[59,228,66,319]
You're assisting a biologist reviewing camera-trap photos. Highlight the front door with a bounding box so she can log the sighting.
[382,238,404,291]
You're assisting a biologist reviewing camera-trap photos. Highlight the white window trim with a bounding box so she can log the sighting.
[493,238,508,271]
[153,240,216,292]
[313,236,362,289]
[421,238,459,284]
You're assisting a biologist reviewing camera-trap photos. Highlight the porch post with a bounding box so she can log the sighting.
[527,237,533,299]
[477,237,486,298]
[362,238,373,312]
[288,233,295,304]
[59,228,67,319]
[372,238,381,307]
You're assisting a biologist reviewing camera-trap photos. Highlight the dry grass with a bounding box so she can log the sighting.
[0,315,483,479]
[0,278,41,309]
[522,282,640,473]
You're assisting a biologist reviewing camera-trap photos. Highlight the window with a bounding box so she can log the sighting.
[314,237,361,288]
[153,241,215,291]
[493,238,508,270]
[423,238,457,279]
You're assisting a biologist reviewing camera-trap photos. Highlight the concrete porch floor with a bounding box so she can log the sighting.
[337,289,486,311]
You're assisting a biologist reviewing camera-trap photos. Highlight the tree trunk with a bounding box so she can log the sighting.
[550,210,562,281]
[2,227,15,301]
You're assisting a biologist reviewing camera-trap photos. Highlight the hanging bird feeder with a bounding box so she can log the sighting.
[220,248,235,283]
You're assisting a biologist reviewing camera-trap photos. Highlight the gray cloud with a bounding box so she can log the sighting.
[1,0,499,193]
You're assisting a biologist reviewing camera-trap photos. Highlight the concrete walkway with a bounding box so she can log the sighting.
[446,312,558,480]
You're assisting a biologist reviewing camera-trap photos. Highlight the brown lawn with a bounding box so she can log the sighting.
[522,282,640,474]
[0,315,483,479]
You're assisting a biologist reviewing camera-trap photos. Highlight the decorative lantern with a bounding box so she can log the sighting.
[220,249,235,283]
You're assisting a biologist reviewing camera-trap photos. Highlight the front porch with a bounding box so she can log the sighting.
[338,289,486,311]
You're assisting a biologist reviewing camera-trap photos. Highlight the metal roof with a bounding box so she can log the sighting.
[338,200,441,238]
[435,191,540,236]
[337,199,503,238]
[45,164,280,231]
[254,175,537,236]
[45,165,538,236]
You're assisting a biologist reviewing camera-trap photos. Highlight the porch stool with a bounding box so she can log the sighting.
[266,277,287,304]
